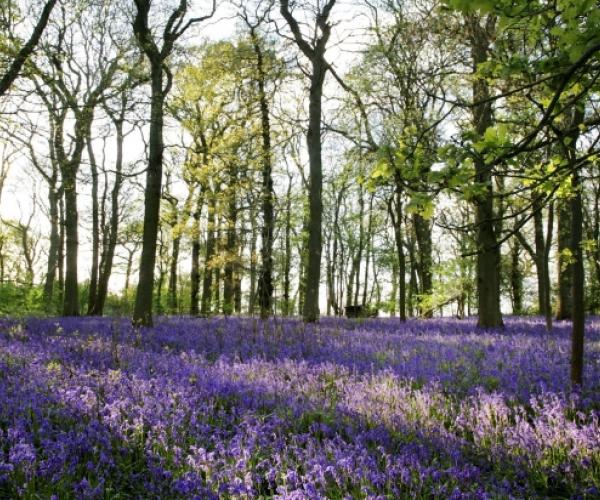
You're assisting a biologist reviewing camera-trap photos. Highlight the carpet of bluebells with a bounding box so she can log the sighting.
[1,316,600,499]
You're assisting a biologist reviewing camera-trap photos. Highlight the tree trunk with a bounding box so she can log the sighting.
[510,238,523,315]
[413,212,433,317]
[223,173,237,315]
[43,183,60,308]
[190,195,202,315]
[361,193,374,306]
[58,195,65,303]
[253,33,275,320]
[201,189,216,317]
[302,65,326,322]
[87,138,100,314]
[556,198,573,319]
[62,162,80,316]
[568,106,586,388]
[92,115,124,316]
[390,187,406,321]
[167,232,180,314]
[133,65,165,326]
[469,15,503,328]
[571,171,585,387]
[283,177,293,316]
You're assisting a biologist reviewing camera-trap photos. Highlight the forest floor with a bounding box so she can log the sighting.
[0,316,599,498]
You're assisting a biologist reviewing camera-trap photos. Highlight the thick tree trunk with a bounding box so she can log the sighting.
[469,15,503,328]
[413,212,433,317]
[133,66,165,326]
[253,34,275,320]
[62,164,80,316]
[556,199,573,319]
[303,67,326,322]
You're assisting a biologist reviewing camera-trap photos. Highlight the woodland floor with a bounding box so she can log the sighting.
[1,316,599,498]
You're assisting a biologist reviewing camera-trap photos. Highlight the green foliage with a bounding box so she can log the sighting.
[0,284,45,317]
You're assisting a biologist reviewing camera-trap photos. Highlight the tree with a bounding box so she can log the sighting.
[30,0,127,316]
[279,0,337,322]
[0,0,57,97]
[132,0,215,326]
[238,2,279,319]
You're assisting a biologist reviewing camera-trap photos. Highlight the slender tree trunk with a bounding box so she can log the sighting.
[155,237,166,316]
[133,65,165,326]
[0,0,58,97]
[58,195,65,304]
[92,116,124,315]
[389,260,398,317]
[361,193,374,306]
[124,249,134,298]
[167,231,180,314]
[510,238,523,315]
[390,187,406,321]
[283,178,293,316]
[571,166,585,386]
[223,175,237,315]
[201,189,216,317]
[87,138,100,314]
[568,106,586,387]
[190,195,202,315]
[43,183,60,308]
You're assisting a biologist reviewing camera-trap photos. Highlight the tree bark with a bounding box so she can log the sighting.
[413,212,433,317]
[510,238,523,315]
[556,199,573,319]
[87,138,100,314]
[283,176,293,316]
[571,167,585,386]
[133,65,164,326]
[389,187,406,320]
[280,0,335,322]
[252,32,275,320]
[91,111,125,315]
[223,170,237,315]
[567,106,586,388]
[190,195,202,315]
[201,188,216,317]
[468,14,503,328]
